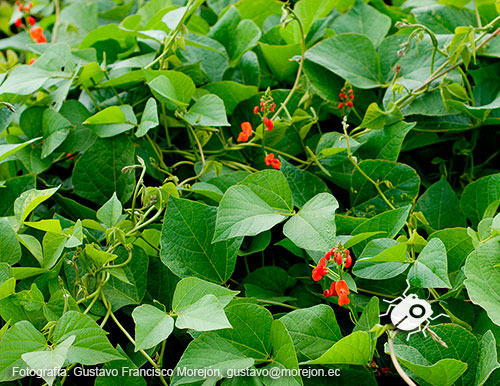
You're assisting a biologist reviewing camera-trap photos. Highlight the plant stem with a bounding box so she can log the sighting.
[52,0,60,43]
[271,6,305,121]
[387,331,417,386]
[257,299,299,310]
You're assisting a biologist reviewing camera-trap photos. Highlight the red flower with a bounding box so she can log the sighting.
[27,16,35,25]
[312,257,328,281]
[237,132,249,142]
[241,121,252,136]
[264,153,280,169]
[323,281,337,297]
[338,102,344,109]
[19,4,23,11]
[270,103,275,112]
[264,117,273,131]
[14,18,22,27]
[264,153,274,166]
[339,93,345,98]
[335,252,342,265]
[345,250,352,268]
[28,58,36,65]
[29,26,47,43]
[347,101,353,108]
[349,93,354,100]
[324,249,333,261]
[335,280,350,306]
[253,106,259,114]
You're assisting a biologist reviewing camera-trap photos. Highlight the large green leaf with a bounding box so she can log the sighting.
[0,321,47,382]
[172,277,239,311]
[136,98,159,137]
[465,239,500,327]
[73,135,135,205]
[175,294,232,332]
[305,33,382,89]
[280,304,342,362]
[408,238,451,288]
[213,170,294,242]
[22,336,75,386]
[461,173,500,225]
[171,333,254,386]
[216,302,273,360]
[84,105,136,138]
[392,324,478,386]
[147,72,195,108]
[161,197,243,283]
[302,331,373,365]
[283,193,338,252]
[0,137,42,163]
[102,246,148,311]
[184,94,230,126]
[0,218,21,265]
[350,160,420,216]
[332,0,391,47]
[132,304,174,351]
[52,311,123,365]
[476,331,500,386]
[13,187,59,228]
[280,158,329,209]
[202,81,258,115]
[416,177,466,231]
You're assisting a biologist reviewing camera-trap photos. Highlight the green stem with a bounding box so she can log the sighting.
[271,6,305,121]
[256,299,299,310]
[161,103,172,148]
[82,85,101,111]
[387,331,418,386]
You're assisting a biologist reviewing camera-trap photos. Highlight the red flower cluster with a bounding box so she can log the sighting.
[338,87,354,110]
[13,1,35,29]
[325,247,352,268]
[323,280,350,306]
[254,96,275,131]
[264,153,281,170]
[29,26,46,43]
[237,122,253,142]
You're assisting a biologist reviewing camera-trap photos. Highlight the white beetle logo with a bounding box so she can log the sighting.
[381,281,448,340]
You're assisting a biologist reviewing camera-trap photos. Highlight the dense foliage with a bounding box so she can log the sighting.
[1,0,500,385]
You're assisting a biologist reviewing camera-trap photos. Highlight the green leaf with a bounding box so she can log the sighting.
[465,239,500,327]
[283,193,338,252]
[243,266,295,303]
[352,205,411,239]
[280,304,342,362]
[185,94,230,126]
[476,330,500,386]
[85,244,117,267]
[175,294,232,332]
[266,319,302,385]
[305,33,382,89]
[260,43,300,82]
[171,333,254,386]
[147,72,195,108]
[302,331,373,365]
[172,277,239,311]
[413,4,477,34]
[41,232,66,269]
[0,218,21,265]
[227,19,261,65]
[41,109,72,159]
[0,66,51,95]
[25,219,62,234]
[214,170,294,242]
[73,135,136,205]
[202,81,258,115]
[21,335,75,386]
[408,238,451,288]
[461,173,500,225]
[85,105,137,138]
[392,324,478,386]
[357,120,414,162]
[132,304,174,351]
[136,98,159,137]
[53,311,123,365]
[13,187,59,227]
[353,238,409,280]
[280,158,329,209]
[416,177,466,231]
[96,192,123,228]
[0,278,15,301]
[102,246,148,311]
[161,197,243,283]
[351,160,420,216]
[0,175,36,217]
[332,0,391,47]
[353,297,380,333]
[0,321,47,382]
[359,103,404,130]
[215,302,273,360]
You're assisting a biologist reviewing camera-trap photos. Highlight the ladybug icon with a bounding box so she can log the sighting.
[381,281,448,340]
